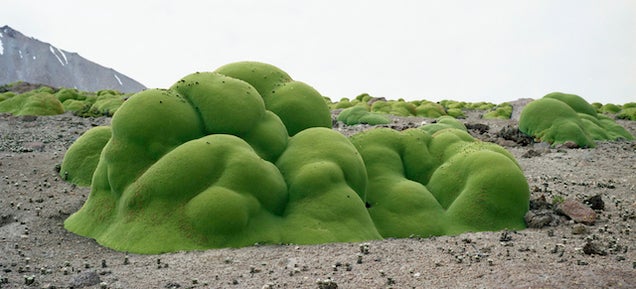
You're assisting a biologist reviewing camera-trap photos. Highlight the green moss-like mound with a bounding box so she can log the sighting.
[62,62,531,254]
[599,103,621,114]
[483,103,512,119]
[337,106,391,125]
[519,92,634,147]
[62,62,380,253]
[213,61,332,136]
[415,102,446,118]
[617,108,636,121]
[350,117,529,238]
[0,91,64,116]
[60,126,112,186]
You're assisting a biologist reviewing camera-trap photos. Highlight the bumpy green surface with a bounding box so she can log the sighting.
[63,62,378,253]
[60,126,112,186]
[483,103,512,119]
[415,102,446,118]
[213,61,332,136]
[63,62,530,254]
[519,92,634,147]
[350,117,529,237]
[337,106,391,125]
[0,91,64,115]
[0,84,132,116]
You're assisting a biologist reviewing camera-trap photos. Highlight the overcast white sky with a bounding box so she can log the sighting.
[2,0,635,104]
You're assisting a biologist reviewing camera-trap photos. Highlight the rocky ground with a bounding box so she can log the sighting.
[1,108,635,289]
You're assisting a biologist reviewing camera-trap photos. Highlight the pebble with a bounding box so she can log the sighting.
[557,199,596,225]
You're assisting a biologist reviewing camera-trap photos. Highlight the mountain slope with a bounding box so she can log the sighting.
[0,25,145,93]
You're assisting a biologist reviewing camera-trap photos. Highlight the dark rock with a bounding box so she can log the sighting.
[19,115,38,122]
[583,241,607,256]
[524,210,556,228]
[584,194,605,211]
[522,149,542,158]
[529,195,553,210]
[165,282,181,288]
[465,123,489,134]
[556,199,596,225]
[68,270,101,288]
[496,125,534,146]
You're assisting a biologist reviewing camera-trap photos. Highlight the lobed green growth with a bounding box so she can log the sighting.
[599,103,621,114]
[414,101,446,118]
[0,90,64,116]
[617,107,636,121]
[483,103,512,119]
[61,62,530,254]
[337,106,391,125]
[519,92,634,147]
[0,83,131,116]
[351,117,528,238]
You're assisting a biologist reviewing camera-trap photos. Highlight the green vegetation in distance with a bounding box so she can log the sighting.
[0,82,132,117]
[519,92,634,148]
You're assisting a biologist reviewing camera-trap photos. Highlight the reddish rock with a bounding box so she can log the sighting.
[557,199,596,225]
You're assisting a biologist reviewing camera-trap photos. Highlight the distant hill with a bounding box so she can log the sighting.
[0,25,145,93]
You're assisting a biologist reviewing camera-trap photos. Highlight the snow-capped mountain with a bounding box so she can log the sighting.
[0,25,145,93]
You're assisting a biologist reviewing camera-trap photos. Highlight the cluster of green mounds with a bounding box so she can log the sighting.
[0,86,64,116]
[336,106,391,125]
[592,102,636,121]
[519,92,634,148]
[0,83,130,116]
[329,93,449,119]
[328,95,512,121]
[482,102,513,119]
[61,61,530,254]
[616,104,636,121]
[351,116,528,238]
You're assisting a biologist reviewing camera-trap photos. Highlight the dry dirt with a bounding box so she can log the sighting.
[1,109,635,289]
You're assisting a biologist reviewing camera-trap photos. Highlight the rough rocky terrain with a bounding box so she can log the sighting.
[1,108,635,288]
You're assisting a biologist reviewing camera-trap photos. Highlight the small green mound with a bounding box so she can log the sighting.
[483,103,512,119]
[337,106,391,125]
[0,91,64,116]
[415,102,446,118]
[519,92,634,147]
[617,107,636,121]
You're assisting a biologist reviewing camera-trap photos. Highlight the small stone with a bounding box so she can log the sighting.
[585,194,605,211]
[522,149,542,158]
[524,210,554,228]
[571,224,588,235]
[557,199,596,225]
[69,270,101,288]
[583,242,607,256]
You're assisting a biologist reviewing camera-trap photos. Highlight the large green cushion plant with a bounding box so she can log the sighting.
[519,92,633,147]
[61,62,530,253]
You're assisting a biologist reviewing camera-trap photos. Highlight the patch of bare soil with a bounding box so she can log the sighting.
[1,110,635,289]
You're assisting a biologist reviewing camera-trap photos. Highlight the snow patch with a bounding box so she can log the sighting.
[113,74,123,86]
[50,45,65,66]
[56,47,68,64]
[19,50,23,59]
[33,55,36,60]
[0,38,3,55]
